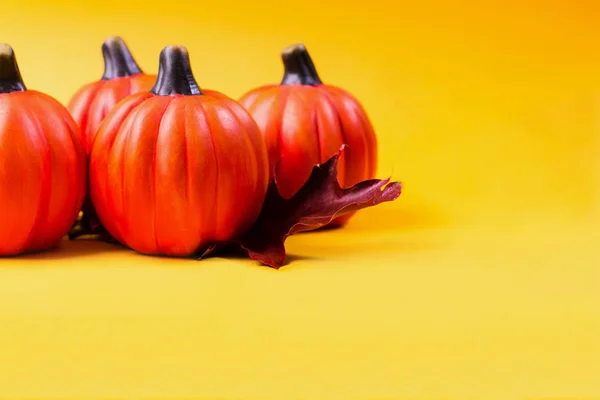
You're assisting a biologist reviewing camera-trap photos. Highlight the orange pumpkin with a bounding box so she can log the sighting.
[239,43,378,226]
[67,36,156,154]
[0,44,86,255]
[89,45,269,256]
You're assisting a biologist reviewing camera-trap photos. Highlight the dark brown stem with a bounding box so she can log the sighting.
[280,43,323,86]
[0,44,26,93]
[150,45,203,96]
[101,36,143,80]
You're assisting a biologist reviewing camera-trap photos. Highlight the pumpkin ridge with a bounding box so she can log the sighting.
[84,81,116,152]
[350,97,378,177]
[32,93,85,247]
[275,87,291,185]
[40,90,86,163]
[182,101,191,208]
[116,99,154,243]
[315,85,354,185]
[119,110,133,243]
[152,97,176,253]
[197,98,220,241]
[331,86,376,180]
[257,86,286,176]
[187,96,218,250]
[218,98,261,197]
[67,82,104,149]
[19,102,52,250]
[309,94,322,165]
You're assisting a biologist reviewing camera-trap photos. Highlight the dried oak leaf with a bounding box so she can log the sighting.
[237,146,402,268]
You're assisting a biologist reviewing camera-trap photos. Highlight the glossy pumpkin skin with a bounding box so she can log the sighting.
[67,37,156,154]
[90,46,269,256]
[0,45,86,255]
[68,74,155,153]
[239,44,378,226]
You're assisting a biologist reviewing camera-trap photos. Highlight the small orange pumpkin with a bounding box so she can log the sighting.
[89,46,269,256]
[0,44,86,255]
[239,43,378,226]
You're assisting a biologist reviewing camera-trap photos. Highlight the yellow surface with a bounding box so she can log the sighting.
[0,0,599,398]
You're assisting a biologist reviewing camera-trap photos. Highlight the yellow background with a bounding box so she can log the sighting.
[1,0,599,398]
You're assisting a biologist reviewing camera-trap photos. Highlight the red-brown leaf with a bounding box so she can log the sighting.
[238,146,402,268]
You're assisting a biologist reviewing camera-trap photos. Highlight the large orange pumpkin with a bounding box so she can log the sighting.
[67,36,156,154]
[239,43,378,226]
[89,45,269,256]
[0,44,86,255]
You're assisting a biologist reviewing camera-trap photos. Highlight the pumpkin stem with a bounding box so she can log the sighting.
[101,36,143,80]
[151,45,203,96]
[280,43,323,86]
[0,44,26,93]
